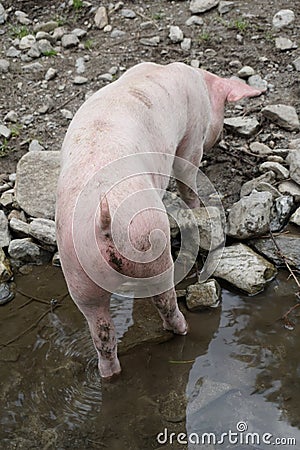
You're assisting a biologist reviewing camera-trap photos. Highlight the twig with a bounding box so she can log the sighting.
[87,439,108,448]
[16,289,50,305]
[52,91,82,113]
[135,11,160,30]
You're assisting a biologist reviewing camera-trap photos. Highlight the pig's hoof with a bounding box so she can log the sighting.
[99,359,121,380]
[163,318,188,336]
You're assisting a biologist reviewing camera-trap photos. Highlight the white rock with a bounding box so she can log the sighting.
[286,149,300,185]
[0,3,8,24]
[181,38,192,51]
[22,62,44,72]
[76,57,85,74]
[218,1,234,14]
[73,76,88,85]
[185,15,204,26]
[19,35,36,50]
[190,59,200,68]
[15,10,31,25]
[38,39,53,55]
[278,180,300,202]
[121,9,136,19]
[29,218,56,246]
[262,104,300,131]
[27,44,41,59]
[29,139,44,152]
[60,109,73,119]
[0,124,11,139]
[0,59,10,73]
[273,9,295,29]
[99,73,113,82]
[169,26,184,43]
[211,243,277,295]
[111,29,126,38]
[140,36,160,46]
[34,21,59,33]
[186,279,221,310]
[8,238,51,265]
[249,142,273,156]
[72,28,87,39]
[292,56,300,71]
[190,0,219,14]
[275,37,297,51]
[227,190,273,239]
[0,210,11,247]
[247,75,268,92]
[94,6,108,29]
[4,111,18,123]
[259,161,289,180]
[237,66,255,78]
[61,34,79,48]
[6,46,21,58]
[290,207,300,227]
[224,117,260,137]
[9,218,30,238]
[45,67,57,81]
[240,171,275,198]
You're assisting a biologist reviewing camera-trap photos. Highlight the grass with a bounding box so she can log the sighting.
[152,12,163,20]
[72,0,83,9]
[84,39,94,50]
[42,49,58,57]
[10,125,22,138]
[231,19,249,32]
[0,139,11,157]
[9,25,30,39]
[198,31,210,42]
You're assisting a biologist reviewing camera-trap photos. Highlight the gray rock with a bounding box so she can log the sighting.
[19,34,36,50]
[249,235,300,270]
[29,139,44,152]
[278,180,300,202]
[6,46,21,58]
[211,243,277,295]
[275,37,297,50]
[292,56,300,71]
[73,76,88,85]
[290,207,300,227]
[27,44,41,59]
[52,252,61,267]
[33,21,58,33]
[252,182,281,200]
[286,149,300,184]
[21,114,34,125]
[0,249,13,282]
[60,108,73,120]
[270,195,294,232]
[0,191,14,207]
[240,171,276,197]
[94,6,108,29]
[0,210,11,247]
[121,9,136,19]
[218,1,234,14]
[15,10,31,25]
[110,29,126,38]
[61,34,79,48]
[22,62,44,72]
[224,117,260,137]
[140,21,154,30]
[169,25,184,43]
[190,0,219,14]
[248,75,268,92]
[52,26,67,41]
[75,57,85,74]
[227,190,273,239]
[0,59,10,73]
[0,3,8,24]
[0,124,11,139]
[140,36,160,46]
[190,59,200,68]
[237,66,255,78]
[185,15,204,26]
[289,138,300,150]
[262,104,300,131]
[8,238,52,265]
[267,155,284,164]
[249,142,273,156]
[15,151,60,219]
[181,38,192,51]
[272,9,295,29]
[72,28,87,39]
[29,218,56,246]
[99,73,113,82]
[259,161,289,179]
[45,67,57,81]
[9,218,30,238]
[186,279,221,310]
[38,39,53,55]
[36,31,54,42]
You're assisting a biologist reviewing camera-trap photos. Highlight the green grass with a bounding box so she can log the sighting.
[232,19,248,32]
[10,125,22,137]
[9,25,30,39]
[198,31,210,41]
[42,49,58,57]
[84,39,94,50]
[0,139,11,157]
[152,12,163,20]
[72,0,83,9]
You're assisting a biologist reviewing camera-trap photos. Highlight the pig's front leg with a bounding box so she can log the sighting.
[176,180,201,209]
[75,294,121,379]
[152,288,188,335]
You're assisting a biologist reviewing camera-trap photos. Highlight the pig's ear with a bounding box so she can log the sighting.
[99,195,111,229]
[226,78,264,102]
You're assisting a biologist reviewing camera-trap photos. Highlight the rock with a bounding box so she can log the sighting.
[21,114,34,126]
[278,181,300,202]
[52,26,68,41]
[33,21,58,33]
[6,46,21,58]
[247,75,268,92]
[99,73,113,82]
[211,243,277,295]
[0,124,12,139]
[22,62,44,72]
[169,26,184,43]
[140,36,160,46]
[190,59,200,68]
[36,31,54,42]
[73,76,88,85]
[0,249,13,282]
[27,44,41,59]
[4,111,17,123]
[267,155,284,164]
[240,171,276,197]
[60,109,73,119]
[292,56,300,71]
[75,57,85,74]
[52,252,61,267]
[61,34,79,48]
[270,196,294,232]
[0,3,7,24]
[15,10,31,26]
[290,207,300,226]
[218,1,234,14]
[190,0,219,14]
[94,6,108,29]
[110,29,126,38]
[186,279,221,310]
[286,149,300,184]
[0,191,14,207]
[249,142,273,156]
[29,218,56,247]
[185,16,204,26]
[289,138,300,150]
[38,39,53,55]
[0,59,10,73]
[15,151,60,220]
[275,37,297,51]
[0,282,15,305]
[0,210,11,247]
[259,161,289,180]
[29,139,44,152]
[19,35,36,50]
[181,38,192,51]
[9,218,30,238]
[72,28,87,39]
[224,117,260,137]
[237,66,255,78]
[8,238,52,265]
[249,235,300,270]
[121,9,136,19]
[45,67,57,81]
[262,104,300,131]
[227,190,273,239]
[140,21,154,30]
[272,9,295,29]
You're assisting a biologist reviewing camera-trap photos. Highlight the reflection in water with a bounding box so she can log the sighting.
[0,266,300,449]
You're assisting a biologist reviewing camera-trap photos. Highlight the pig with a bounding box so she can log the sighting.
[56,62,262,379]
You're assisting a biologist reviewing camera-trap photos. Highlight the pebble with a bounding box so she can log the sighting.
[19,35,36,50]
[94,6,108,29]
[0,124,11,139]
[218,1,234,14]
[9,218,30,238]
[8,238,50,265]
[99,73,113,82]
[0,191,14,208]
[29,218,56,247]
[224,117,260,137]
[290,207,300,227]
[76,57,86,74]
[45,67,57,81]
[286,150,300,185]
[190,59,200,68]
[60,109,73,120]
[140,21,154,30]
[169,26,184,43]
[52,27,67,41]
[111,29,126,38]
[34,21,58,33]
[4,111,17,123]
[270,195,294,232]
[62,34,79,48]
[247,75,268,92]
[28,44,41,59]
[38,39,54,55]
[6,46,21,58]
[36,31,54,42]
[186,279,221,311]
[292,56,300,71]
[0,59,10,72]
[275,37,297,51]
[181,38,192,51]
[0,210,11,247]
[140,36,160,46]
[190,0,219,14]
[240,172,276,199]
[272,9,295,29]
[278,181,300,202]
[72,28,87,39]
[0,2,7,24]
[249,142,273,156]
[267,155,284,163]
[259,161,289,180]
[15,10,31,25]
[21,114,34,125]
[185,16,204,26]
[73,76,88,84]
[22,62,44,72]
[237,66,255,78]
[29,140,44,152]
[262,104,300,131]
[121,9,136,19]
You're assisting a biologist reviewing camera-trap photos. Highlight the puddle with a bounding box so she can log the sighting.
[0,266,300,449]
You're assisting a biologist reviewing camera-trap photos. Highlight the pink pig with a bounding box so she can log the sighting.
[56,62,262,379]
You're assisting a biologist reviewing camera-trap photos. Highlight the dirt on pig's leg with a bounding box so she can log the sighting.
[151,288,188,335]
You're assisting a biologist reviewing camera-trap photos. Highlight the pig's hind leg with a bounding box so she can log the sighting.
[152,288,187,335]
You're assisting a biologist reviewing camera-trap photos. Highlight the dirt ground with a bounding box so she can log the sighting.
[0,0,299,208]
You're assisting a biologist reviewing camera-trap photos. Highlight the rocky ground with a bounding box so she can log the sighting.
[0,0,300,307]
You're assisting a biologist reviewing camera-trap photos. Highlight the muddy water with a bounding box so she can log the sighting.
[1,266,300,450]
